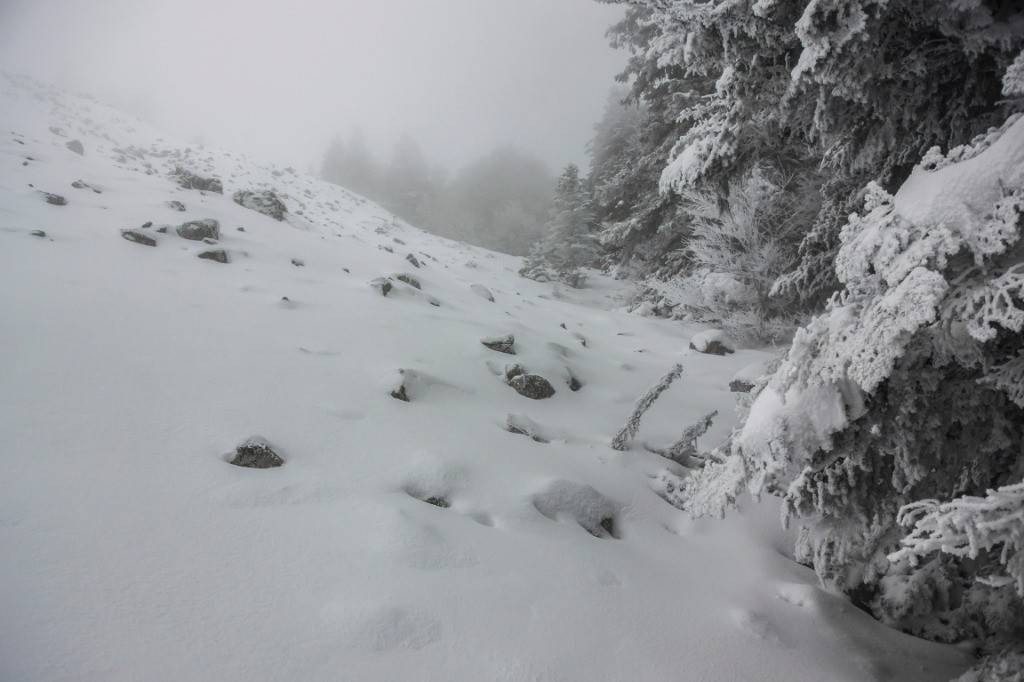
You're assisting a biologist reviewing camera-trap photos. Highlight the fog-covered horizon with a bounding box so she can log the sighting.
[0,0,627,175]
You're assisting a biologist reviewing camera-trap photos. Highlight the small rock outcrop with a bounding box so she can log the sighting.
[121,229,156,247]
[505,414,549,443]
[65,139,84,155]
[198,249,228,263]
[729,379,755,393]
[167,200,186,212]
[41,192,66,206]
[729,362,762,393]
[510,374,555,400]
[70,180,101,193]
[481,334,515,355]
[229,436,284,469]
[396,274,421,289]
[232,189,287,221]
[689,330,735,356]
[170,166,223,193]
[176,218,220,241]
[405,253,421,268]
[371,277,394,297]
[504,363,526,381]
[31,230,47,238]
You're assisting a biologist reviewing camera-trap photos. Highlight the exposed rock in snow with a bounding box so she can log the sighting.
[176,218,220,241]
[232,189,287,221]
[30,229,46,238]
[371,277,394,296]
[198,249,228,263]
[481,334,515,354]
[503,363,526,381]
[169,166,223,193]
[396,274,421,289]
[505,414,549,443]
[509,373,555,400]
[690,329,734,355]
[406,253,421,268]
[229,436,283,468]
[40,191,65,206]
[729,362,764,393]
[121,229,156,247]
[65,139,83,155]
[167,200,186,212]
[71,180,101,193]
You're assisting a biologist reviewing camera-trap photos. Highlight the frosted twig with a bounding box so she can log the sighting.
[611,364,683,451]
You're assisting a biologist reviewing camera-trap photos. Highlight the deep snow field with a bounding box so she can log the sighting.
[0,73,972,681]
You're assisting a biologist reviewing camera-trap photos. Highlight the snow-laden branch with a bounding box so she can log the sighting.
[891,482,1024,595]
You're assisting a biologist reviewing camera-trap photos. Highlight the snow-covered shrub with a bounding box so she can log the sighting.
[953,648,1024,682]
[673,166,816,343]
[685,115,1024,646]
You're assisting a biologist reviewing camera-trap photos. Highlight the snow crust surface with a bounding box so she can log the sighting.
[0,74,971,681]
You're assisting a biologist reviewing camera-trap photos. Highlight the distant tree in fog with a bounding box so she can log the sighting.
[521,163,600,286]
[320,128,380,200]
[320,134,555,257]
[447,147,554,255]
[382,133,443,228]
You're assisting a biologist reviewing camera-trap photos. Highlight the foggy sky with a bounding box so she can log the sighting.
[0,0,627,175]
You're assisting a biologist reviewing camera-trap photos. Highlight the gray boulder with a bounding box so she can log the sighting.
[167,200,186,212]
[41,192,66,206]
[729,379,755,393]
[689,330,735,356]
[481,334,515,355]
[229,436,283,468]
[396,274,421,289]
[65,139,84,155]
[121,229,156,247]
[371,277,394,296]
[406,253,421,268]
[176,218,220,241]
[170,166,223,193]
[510,374,555,400]
[505,414,549,443]
[504,363,526,381]
[71,180,101,193]
[233,189,287,221]
[198,249,228,263]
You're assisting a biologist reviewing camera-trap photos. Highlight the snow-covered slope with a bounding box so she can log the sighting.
[0,73,970,681]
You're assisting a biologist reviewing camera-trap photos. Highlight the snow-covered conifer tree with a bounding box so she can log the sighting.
[687,112,1024,648]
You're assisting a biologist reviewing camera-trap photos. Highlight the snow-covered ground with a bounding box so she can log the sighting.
[0,73,971,681]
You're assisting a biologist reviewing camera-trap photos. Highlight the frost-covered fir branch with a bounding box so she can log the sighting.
[611,363,683,451]
[891,482,1024,595]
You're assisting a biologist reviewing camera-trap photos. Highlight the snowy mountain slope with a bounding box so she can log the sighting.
[0,73,971,681]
